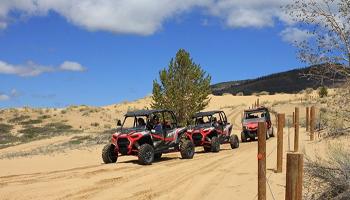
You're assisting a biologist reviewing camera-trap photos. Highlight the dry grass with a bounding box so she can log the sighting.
[303,140,350,200]
[0,129,115,159]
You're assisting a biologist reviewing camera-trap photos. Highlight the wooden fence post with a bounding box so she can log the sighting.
[257,98,260,107]
[288,118,291,152]
[258,122,267,200]
[310,106,315,141]
[306,107,309,132]
[277,113,285,173]
[285,153,303,200]
[294,107,299,152]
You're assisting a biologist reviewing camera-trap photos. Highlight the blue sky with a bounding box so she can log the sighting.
[0,0,311,109]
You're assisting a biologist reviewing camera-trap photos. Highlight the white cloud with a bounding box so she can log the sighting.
[0,0,294,35]
[10,89,24,97]
[0,94,10,101]
[280,27,315,43]
[206,0,288,28]
[60,61,86,71]
[0,60,87,77]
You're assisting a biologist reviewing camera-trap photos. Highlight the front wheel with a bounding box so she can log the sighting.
[204,146,211,152]
[138,143,154,165]
[229,134,239,149]
[102,144,118,163]
[180,140,195,159]
[241,131,247,143]
[211,136,220,152]
[154,153,162,159]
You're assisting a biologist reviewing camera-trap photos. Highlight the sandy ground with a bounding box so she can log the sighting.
[0,92,330,200]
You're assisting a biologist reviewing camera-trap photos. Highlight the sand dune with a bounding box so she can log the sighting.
[0,92,333,199]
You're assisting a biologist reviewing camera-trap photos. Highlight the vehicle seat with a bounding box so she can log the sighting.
[164,121,171,130]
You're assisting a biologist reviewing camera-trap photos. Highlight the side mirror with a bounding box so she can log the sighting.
[117,120,122,126]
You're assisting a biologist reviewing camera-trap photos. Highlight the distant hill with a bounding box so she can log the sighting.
[211,64,345,95]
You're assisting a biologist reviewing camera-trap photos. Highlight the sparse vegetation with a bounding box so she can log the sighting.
[38,115,51,120]
[303,143,350,200]
[271,100,289,107]
[0,129,115,159]
[103,124,112,129]
[127,106,138,112]
[0,123,14,133]
[260,101,270,106]
[259,91,269,95]
[219,105,237,110]
[91,122,99,127]
[7,115,30,123]
[20,119,43,125]
[252,92,260,96]
[300,88,314,95]
[236,92,244,96]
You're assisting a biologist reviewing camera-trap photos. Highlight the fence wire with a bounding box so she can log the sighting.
[253,122,295,200]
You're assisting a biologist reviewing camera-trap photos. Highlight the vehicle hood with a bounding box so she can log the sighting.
[187,126,214,133]
[243,122,258,130]
[118,128,149,136]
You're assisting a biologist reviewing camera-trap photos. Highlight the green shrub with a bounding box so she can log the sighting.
[0,133,20,146]
[0,123,14,133]
[45,122,72,130]
[259,91,269,95]
[91,122,100,127]
[236,92,244,96]
[20,119,43,125]
[38,115,51,120]
[318,85,328,98]
[305,87,313,94]
[8,115,30,123]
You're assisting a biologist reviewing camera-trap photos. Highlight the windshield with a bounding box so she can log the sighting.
[122,116,147,131]
[242,117,266,125]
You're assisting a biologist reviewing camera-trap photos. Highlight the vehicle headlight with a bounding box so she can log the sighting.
[243,126,248,130]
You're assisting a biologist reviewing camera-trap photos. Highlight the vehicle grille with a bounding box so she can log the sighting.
[117,138,130,149]
[192,133,203,141]
[192,133,203,146]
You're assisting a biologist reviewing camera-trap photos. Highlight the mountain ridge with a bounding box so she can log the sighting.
[211,64,343,95]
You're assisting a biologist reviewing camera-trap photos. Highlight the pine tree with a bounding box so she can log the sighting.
[151,49,211,125]
[318,85,328,98]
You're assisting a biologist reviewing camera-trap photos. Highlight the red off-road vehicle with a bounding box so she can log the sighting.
[186,110,239,152]
[241,106,275,142]
[102,109,194,165]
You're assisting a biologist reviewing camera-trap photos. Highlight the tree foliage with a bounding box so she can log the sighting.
[318,85,329,97]
[151,49,211,125]
[284,0,350,83]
